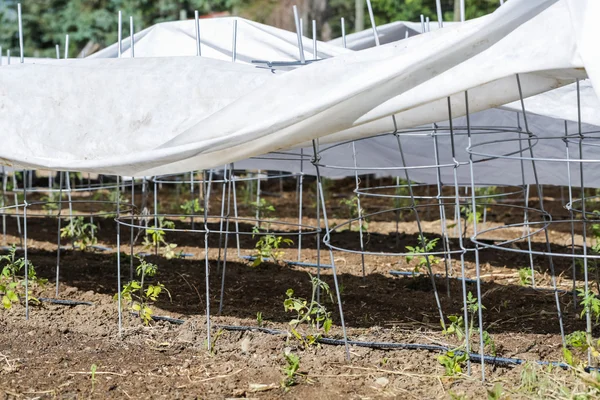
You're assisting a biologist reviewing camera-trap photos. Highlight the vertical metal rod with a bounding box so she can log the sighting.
[393,116,445,328]
[55,44,60,59]
[447,98,472,375]
[312,20,317,59]
[565,123,578,311]
[351,143,366,277]
[435,0,443,28]
[153,179,158,255]
[195,10,201,56]
[420,15,425,33]
[129,16,135,58]
[55,172,64,296]
[231,19,238,62]
[340,18,347,49]
[17,3,24,63]
[23,171,28,319]
[365,0,379,46]
[460,0,465,22]
[218,164,234,315]
[117,175,122,337]
[64,35,69,59]
[464,91,486,380]
[216,166,228,272]
[17,5,26,293]
[130,178,134,280]
[1,168,5,244]
[65,173,73,219]
[311,139,350,359]
[515,112,536,287]
[297,149,304,261]
[523,184,536,287]
[190,172,196,230]
[117,11,123,58]
[575,79,592,366]
[202,171,212,350]
[255,170,261,228]
[129,17,136,277]
[292,6,305,64]
[431,125,453,296]
[231,173,241,258]
[12,172,22,247]
[516,74,565,344]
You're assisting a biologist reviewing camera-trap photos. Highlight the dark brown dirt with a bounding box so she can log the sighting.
[0,179,599,399]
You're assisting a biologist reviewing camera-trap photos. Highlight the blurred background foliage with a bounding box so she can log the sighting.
[0,0,500,58]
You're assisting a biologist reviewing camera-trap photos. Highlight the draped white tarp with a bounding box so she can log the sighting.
[327,20,449,50]
[90,17,349,63]
[1,0,590,181]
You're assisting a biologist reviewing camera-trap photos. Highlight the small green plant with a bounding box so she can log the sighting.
[339,195,369,232]
[179,199,203,220]
[519,362,539,394]
[143,217,180,259]
[205,328,225,355]
[393,179,412,214]
[440,292,495,375]
[405,235,440,274]
[282,352,301,388]
[284,274,333,348]
[115,257,171,325]
[578,288,600,324]
[256,311,263,327]
[0,245,46,309]
[41,191,60,213]
[437,350,468,376]
[487,383,504,400]
[561,289,600,367]
[251,228,293,267]
[460,204,482,225]
[518,267,533,286]
[566,330,589,352]
[109,189,127,205]
[252,198,275,219]
[60,216,98,251]
[90,363,98,392]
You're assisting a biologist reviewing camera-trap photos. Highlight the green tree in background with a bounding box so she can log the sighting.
[0,0,240,58]
[0,0,500,58]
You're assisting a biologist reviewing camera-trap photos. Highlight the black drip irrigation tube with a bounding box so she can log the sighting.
[389,270,577,296]
[38,298,94,306]
[148,314,600,372]
[390,270,477,284]
[239,255,332,269]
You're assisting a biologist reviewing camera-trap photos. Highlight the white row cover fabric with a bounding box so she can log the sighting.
[91,17,349,64]
[0,0,587,180]
[328,20,448,51]
[235,103,600,187]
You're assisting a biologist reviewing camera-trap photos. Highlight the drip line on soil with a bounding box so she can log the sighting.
[38,298,94,306]
[389,270,578,295]
[147,314,599,372]
[240,255,333,269]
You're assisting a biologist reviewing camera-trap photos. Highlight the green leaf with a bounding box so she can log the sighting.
[7,291,18,302]
[2,295,11,309]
